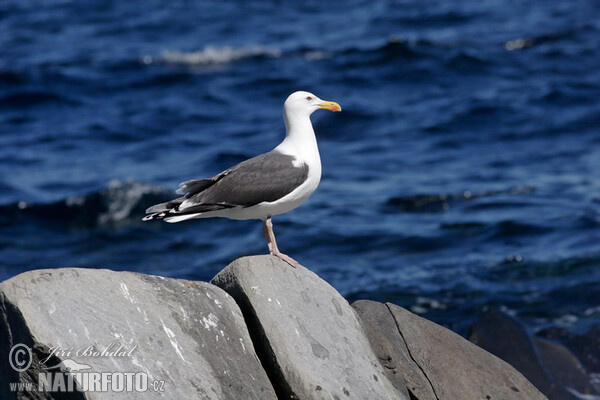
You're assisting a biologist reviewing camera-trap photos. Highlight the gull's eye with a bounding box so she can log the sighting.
[306,96,312,101]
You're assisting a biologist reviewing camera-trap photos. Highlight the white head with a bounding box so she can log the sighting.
[283,91,341,124]
[276,91,341,156]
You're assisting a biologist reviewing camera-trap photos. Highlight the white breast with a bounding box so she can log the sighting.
[255,161,320,217]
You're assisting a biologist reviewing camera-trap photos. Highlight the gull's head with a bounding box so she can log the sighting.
[283,91,341,119]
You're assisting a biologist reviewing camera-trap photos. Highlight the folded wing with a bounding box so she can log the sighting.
[143,150,308,221]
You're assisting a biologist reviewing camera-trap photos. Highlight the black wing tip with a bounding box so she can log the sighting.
[142,212,167,221]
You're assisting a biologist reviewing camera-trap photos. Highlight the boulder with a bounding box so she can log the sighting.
[469,309,600,399]
[352,300,435,400]
[537,325,600,377]
[534,337,600,397]
[1,257,555,400]
[357,301,546,400]
[0,268,276,400]
[211,255,407,400]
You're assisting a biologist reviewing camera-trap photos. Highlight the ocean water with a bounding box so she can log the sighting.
[1,0,599,335]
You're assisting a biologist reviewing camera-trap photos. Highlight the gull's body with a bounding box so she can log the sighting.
[143,91,341,266]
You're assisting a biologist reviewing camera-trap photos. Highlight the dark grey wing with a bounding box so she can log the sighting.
[176,174,228,197]
[181,150,308,212]
[144,150,308,220]
[144,173,229,217]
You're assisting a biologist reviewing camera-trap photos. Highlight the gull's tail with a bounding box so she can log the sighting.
[143,176,234,223]
[142,198,186,222]
[142,197,225,223]
[143,212,201,223]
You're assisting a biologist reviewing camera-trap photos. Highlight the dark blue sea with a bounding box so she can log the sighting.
[1,0,599,335]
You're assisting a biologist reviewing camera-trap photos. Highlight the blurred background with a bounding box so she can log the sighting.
[1,0,599,339]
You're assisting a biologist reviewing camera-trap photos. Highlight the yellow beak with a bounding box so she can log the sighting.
[318,101,342,112]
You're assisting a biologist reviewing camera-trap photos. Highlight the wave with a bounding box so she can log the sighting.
[143,46,283,66]
[139,36,447,69]
[0,70,25,85]
[385,186,535,213]
[5,35,490,82]
[337,36,432,62]
[504,23,599,51]
[3,179,171,227]
[0,91,80,108]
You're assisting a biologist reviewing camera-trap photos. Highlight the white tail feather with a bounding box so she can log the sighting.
[164,214,203,223]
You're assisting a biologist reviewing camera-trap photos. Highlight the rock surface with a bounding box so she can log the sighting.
[534,337,600,398]
[0,268,276,400]
[0,256,553,400]
[355,300,547,400]
[469,309,600,400]
[538,325,600,380]
[352,300,435,400]
[211,256,407,400]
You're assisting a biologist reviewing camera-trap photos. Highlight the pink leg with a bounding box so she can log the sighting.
[262,217,299,268]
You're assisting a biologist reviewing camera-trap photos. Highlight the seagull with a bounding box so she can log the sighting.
[143,91,341,267]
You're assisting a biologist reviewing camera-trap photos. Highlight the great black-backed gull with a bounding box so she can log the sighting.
[143,91,341,267]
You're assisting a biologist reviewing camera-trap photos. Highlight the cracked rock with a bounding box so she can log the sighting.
[0,268,276,400]
[355,300,547,400]
[212,255,407,400]
[353,300,435,400]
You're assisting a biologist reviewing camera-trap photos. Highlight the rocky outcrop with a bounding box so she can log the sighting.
[0,268,276,399]
[0,256,548,399]
[352,300,436,400]
[211,256,408,400]
[354,300,546,400]
[469,309,600,400]
[537,324,600,382]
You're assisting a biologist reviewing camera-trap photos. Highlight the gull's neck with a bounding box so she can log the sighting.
[275,111,320,165]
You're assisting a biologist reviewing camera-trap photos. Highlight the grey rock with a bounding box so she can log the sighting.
[534,337,600,397]
[386,303,547,400]
[538,325,600,375]
[0,268,276,400]
[0,256,566,400]
[352,300,435,400]
[469,309,595,400]
[211,255,407,400]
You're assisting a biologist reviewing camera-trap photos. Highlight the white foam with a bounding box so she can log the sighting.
[98,179,164,224]
[154,46,282,66]
[304,51,330,61]
[505,38,534,51]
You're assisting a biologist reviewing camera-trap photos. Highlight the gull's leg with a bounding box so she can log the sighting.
[262,218,276,254]
[262,217,299,268]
